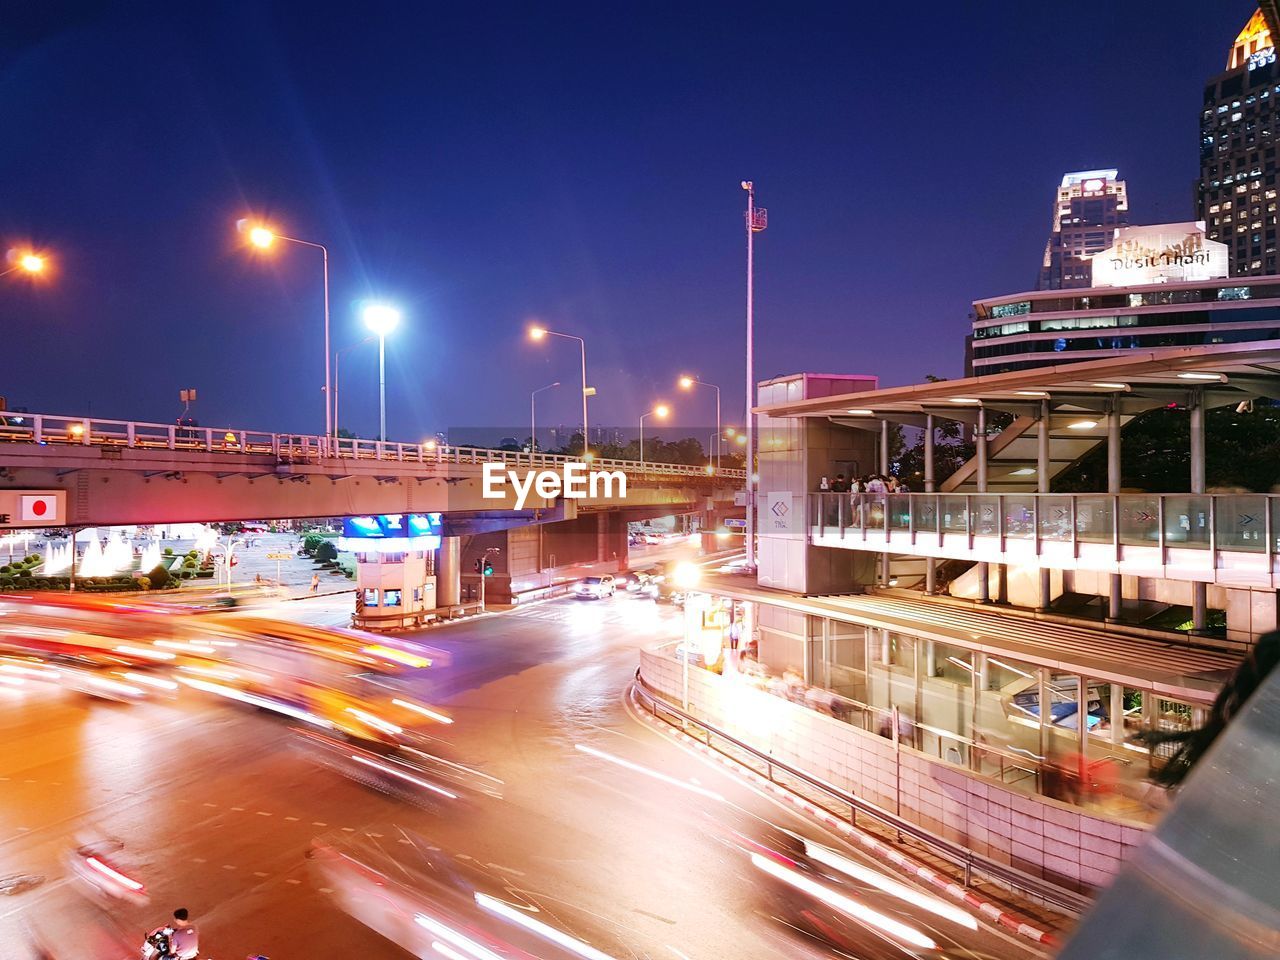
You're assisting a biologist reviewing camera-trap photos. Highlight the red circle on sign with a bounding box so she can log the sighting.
[32,500,47,517]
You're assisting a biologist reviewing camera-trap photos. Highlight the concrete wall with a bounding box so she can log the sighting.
[639,648,1149,892]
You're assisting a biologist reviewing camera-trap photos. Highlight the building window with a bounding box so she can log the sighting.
[990,301,1031,319]
[1218,286,1253,301]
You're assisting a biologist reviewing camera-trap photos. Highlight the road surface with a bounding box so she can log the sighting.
[0,593,1034,959]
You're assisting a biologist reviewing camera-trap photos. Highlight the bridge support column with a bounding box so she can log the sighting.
[1191,390,1208,632]
[879,420,891,588]
[437,536,461,611]
[1037,402,1051,611]
[976,406,990,604]
[1108,397,1123,622]
[924,414,937,595]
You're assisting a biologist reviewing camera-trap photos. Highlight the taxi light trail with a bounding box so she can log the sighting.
[122,672,180,691]
[349,754,458,799]
[749,853,937,950]
[413,913,505,960]
[573,743,724,802]
[392,698,453,724]
[178,676,333,728]
[114,644,176,661]
[345,707,402,735]
[802,840,978,929]
[363,644,432,668]
[474,893,619,960]
[85,856,145,892]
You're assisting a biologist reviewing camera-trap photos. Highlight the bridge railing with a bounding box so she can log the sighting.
[0,413,745,481]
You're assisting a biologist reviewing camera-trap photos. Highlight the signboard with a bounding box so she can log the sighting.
[338,513,442,554]
[0,490,66,529]
[265,552,292,560]
[1090,222,1229,287]
[723,518,747,529]
[765,492,793,532]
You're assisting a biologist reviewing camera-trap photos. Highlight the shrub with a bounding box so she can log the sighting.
[163,547,173,556]
[315,540,338,562]
[0,566,9,575]
[147,564,171,589]
[26,554,40,564]
[137,576,151,590]
[186,549,198,559]
[302,533,325,556]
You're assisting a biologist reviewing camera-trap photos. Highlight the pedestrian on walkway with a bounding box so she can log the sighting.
[309,573,320,594]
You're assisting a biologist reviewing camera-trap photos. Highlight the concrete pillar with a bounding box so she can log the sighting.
[437,536,461,608]
[1108,398,1122,621]
[976,406,989,603]
[879,419,891,587]
[1190,390,1208,631]
[924,413,937,595]
[1037,402,1051,610]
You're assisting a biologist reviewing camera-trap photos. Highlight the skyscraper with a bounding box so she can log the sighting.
[1197,7,1280,276]
[1036,170,1129,290]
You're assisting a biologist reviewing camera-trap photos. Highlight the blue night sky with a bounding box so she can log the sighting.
[0,1,1256,441]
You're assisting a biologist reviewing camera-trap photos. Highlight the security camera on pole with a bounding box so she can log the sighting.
[741,181,767,571]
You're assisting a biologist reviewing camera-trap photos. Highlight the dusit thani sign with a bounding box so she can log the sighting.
[1090,222,1229,287]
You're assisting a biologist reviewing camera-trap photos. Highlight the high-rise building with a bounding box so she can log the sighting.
[1036,170,1129,290]
[1197,7,1280,276]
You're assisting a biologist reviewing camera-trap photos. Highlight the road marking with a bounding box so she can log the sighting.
[255,811,272,816]
[284,816,299,822]
[253,871,268,878]
[286,878,301,885]
[341,827,356,832]
[230,806,245,812]
[367,832,383,838]
[319,887,333,893]
[191,858,207,864]
[202,802,217,808]
[312,821,327,827]
[221,864,235,871]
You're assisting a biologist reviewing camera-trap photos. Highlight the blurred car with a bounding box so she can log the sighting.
[572,575,615,600]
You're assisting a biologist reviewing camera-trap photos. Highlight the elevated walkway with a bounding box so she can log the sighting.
[811,491,1280,590]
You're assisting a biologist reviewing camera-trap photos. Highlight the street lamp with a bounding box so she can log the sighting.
[741,180,767,571]
[363,303,401,442]
[334,335,376,442]
[530,381,561,464]
[237,218,332,439]
[639,403,670,469]
[679,375,721,472]
[2,249,48,278]
[529,325,591,459]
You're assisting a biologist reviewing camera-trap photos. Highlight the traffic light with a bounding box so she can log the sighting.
[483,559,494,577]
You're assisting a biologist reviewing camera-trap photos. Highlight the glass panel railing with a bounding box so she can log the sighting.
[887,494,911,531]
[1075,495,1114,544]
[1164,496,1211,549]
[1003,496,1035,539]
[1038,495,1074,542]
[1215,495,1267,552]
[939,496,968,534]
[1118,496,1160,547]
[913,494,939,533]
[970,496,1000,537]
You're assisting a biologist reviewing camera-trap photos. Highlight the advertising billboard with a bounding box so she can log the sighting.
[339,513,442,553]
[1090,222,1229,287]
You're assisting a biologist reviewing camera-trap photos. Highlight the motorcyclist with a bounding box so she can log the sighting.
[144,908,198,960]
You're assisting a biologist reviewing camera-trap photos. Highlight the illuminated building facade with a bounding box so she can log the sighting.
[1037,170,1129,290]
[1197,8,1280,276]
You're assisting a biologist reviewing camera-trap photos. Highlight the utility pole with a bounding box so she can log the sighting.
[741,181,767,570]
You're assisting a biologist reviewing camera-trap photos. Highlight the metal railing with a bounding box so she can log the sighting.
[630,669,1092,914]
[0,413,744,481]
[811,491,1275,556]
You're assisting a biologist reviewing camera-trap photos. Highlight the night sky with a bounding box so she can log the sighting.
[0,2,1257,441]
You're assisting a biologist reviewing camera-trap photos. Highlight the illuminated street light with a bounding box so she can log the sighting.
[639,404,670,469]
[679,374,721,471]
[237,218,332,438]
[528,324,590,458]
[363,303,402,442]
[2,249,48,279]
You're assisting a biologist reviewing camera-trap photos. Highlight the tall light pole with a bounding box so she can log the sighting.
[334,335,375,441]
[527,330,591,460]
[639,404,670,468]
[679,375,720,472]
[741,181,767,570]
[238,220,332,439]
[530,381,561,464]
[363,304,401,442]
